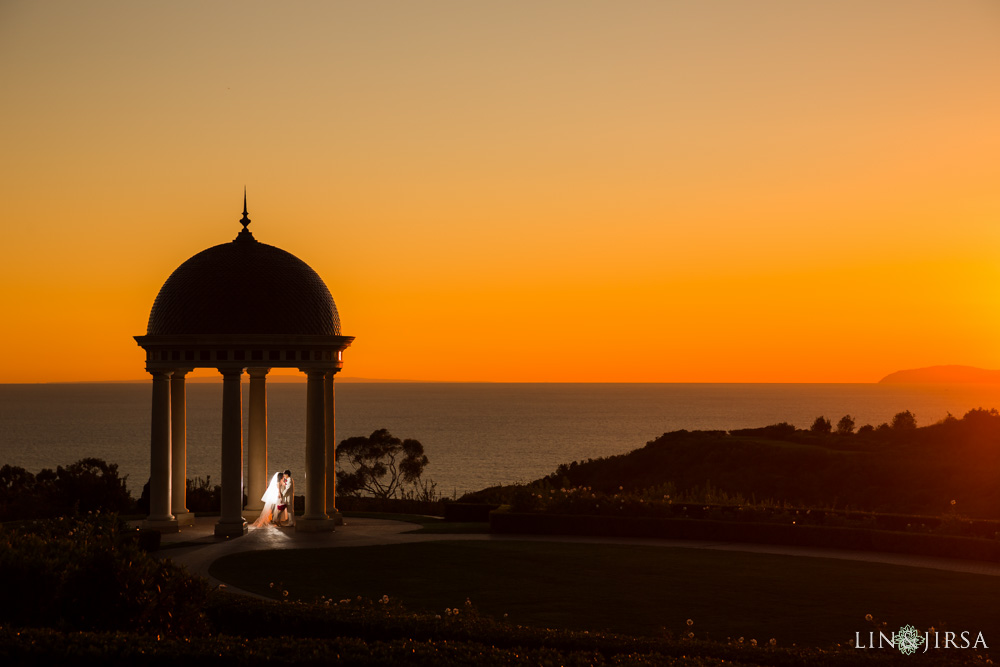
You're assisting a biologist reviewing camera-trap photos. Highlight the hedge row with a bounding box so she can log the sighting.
[489,513,1000,562]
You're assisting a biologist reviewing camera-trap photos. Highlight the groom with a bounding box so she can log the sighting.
[277,469,295,526]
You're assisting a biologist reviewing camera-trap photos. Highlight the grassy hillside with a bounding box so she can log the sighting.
[465,409,1000,519]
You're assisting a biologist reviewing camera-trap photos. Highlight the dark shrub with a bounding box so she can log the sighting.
[0,514,210,636]
[0,459,134,521]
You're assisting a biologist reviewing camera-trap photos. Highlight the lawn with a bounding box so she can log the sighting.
[209,539,1000,647]
[341,511,489,534]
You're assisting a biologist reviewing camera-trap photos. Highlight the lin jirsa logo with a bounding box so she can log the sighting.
[855,625,988,655]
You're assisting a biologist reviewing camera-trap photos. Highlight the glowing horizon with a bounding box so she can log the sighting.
[2,1,999,384]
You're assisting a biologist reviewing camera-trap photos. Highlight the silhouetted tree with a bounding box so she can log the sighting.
[962,407,1000,423]
[891,410,917,430]
[857,424,875,435]
[336,429,429,499]
[836,414,855,435]
[54,458,133,514]
[185,476,223,512]
[0,465,35,520]
[810,416,832,434]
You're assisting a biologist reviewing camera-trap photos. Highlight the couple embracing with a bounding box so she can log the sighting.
[253,469,295,528]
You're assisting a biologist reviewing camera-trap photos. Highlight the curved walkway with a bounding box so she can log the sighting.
[159,516,1000,594]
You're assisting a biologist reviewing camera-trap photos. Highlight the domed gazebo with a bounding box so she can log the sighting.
[135,195,354,536]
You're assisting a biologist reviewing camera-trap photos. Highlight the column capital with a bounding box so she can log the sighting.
[299,368,328,379]
[218,368,244,379]
[171,368,193,379]
[247,367,271,379]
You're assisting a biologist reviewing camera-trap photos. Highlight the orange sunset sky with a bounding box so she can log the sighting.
[2,1,999,384]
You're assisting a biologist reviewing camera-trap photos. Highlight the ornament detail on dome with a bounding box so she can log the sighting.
[237,188,255,242]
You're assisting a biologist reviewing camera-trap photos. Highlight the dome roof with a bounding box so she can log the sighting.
[146,228,341,337]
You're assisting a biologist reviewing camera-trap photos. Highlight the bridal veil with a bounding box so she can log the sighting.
[252,472,282,528]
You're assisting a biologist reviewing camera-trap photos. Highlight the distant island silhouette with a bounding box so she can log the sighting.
[879,364,1000,384]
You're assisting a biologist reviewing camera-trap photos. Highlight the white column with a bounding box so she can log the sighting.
[216,368,248,537]
[170,370,194,526]
[143,370,177,532]
[245,367,270,513]
[298,368,334,532]
[324,371,342,524]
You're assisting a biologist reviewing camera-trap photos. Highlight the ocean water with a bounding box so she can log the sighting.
[4,382,1000,497]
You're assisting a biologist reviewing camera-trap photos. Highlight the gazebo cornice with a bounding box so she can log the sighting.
[135,334,355,347]
[135,334,355,372]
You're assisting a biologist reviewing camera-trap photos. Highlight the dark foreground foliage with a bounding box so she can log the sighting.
[1,594,991,666]
[0,514,209,636]
[0,625,914,667]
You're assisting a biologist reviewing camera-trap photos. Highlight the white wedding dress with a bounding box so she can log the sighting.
[252,472,282,528]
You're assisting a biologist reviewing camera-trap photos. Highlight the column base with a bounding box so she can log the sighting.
[141,518,180,533]
[172,511,196,527]
[329,511,344,526]
[214,519,248,538]
[296,517,336,533]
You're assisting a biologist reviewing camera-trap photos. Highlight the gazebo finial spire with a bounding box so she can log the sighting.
[236,188,255,242]
[240,187,251,230]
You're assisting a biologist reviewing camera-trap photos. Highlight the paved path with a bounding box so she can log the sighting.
[159,516,1000,595]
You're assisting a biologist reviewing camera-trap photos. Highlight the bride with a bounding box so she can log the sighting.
[252,472,283,528]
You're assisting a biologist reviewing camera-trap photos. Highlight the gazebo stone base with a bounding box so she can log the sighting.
[174,511,196,527]
[142,518,180,533]
[214,519,248,538]
[330,511,344,526]
[296,517,336,533]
